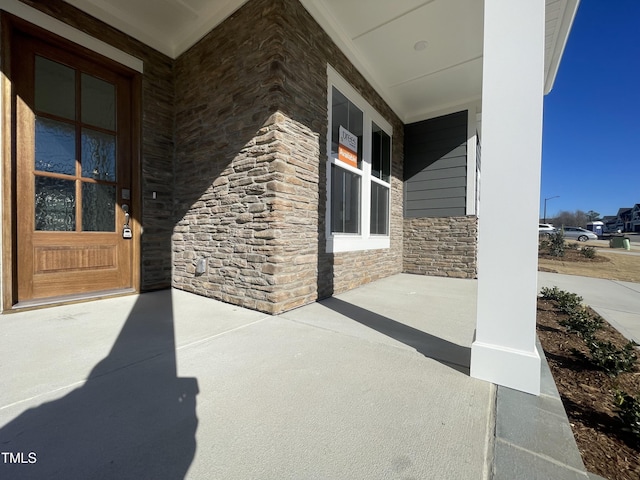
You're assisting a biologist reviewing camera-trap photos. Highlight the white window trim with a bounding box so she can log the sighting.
[326,65,392,253]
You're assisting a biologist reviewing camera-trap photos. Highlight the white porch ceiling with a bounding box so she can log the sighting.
[62,0,579,124]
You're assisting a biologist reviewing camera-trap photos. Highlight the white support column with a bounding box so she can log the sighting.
[470,0,545,395]
[465,107,478,216]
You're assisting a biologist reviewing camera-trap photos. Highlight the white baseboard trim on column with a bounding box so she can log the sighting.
[470,340,541,395]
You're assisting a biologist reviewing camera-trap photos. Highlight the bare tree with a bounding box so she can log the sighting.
[550,210,590,228]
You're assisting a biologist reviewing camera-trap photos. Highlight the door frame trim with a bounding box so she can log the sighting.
[0,0,143,73]
[1,13,142,311]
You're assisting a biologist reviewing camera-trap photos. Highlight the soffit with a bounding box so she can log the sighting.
[62,0,247,57]
[61,0,578,123]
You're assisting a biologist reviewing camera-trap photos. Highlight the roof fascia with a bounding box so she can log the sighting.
[544,0,580,94]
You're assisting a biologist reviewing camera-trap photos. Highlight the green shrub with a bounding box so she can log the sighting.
[541,286,638,376]
[585,339,638,376]
[540,286,561,300]
[540,286,578,303]
[559,307,604,338]
[557,297,584,315]
[581,246,597,259]
[548,230,566,257]
[540,286,584,314]
[566,242,579,250]
[614,390,640,444]
[539,237,551,251]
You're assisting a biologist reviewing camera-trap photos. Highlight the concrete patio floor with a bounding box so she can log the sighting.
[0,274,493,479]
[0,273,596,479]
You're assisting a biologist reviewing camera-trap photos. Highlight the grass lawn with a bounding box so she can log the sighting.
[538,241,640,283]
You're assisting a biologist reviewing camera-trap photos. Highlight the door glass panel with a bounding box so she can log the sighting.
[81,128,116,181]
[35,177,76,231]
[35,56,75,120]
[82,183,116,231]
[82,73,115,130]
[35,117,76,175]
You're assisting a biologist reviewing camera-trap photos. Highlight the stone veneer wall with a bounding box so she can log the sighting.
[277,0,405,300]
[172,0,404,313]
[172,0,321,313]
[18,0,175,290]
[404,217,477,279]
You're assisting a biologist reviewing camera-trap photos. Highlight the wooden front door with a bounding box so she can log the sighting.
[13,29,137,303]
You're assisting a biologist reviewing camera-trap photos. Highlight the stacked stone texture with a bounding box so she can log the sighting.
[277,0,405,301]
[172,109,320,313]
[172,0,404,313]
[403,217,478,279]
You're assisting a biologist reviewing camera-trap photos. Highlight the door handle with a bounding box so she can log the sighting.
[122,204,132,239]
[122,204,130,226]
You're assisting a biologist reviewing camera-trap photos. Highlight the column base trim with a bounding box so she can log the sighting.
[470,340,541,395]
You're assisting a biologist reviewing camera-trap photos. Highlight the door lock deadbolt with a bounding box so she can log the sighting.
[122,204,132,239]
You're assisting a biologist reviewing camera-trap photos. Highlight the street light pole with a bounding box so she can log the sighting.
[543,196,560,224]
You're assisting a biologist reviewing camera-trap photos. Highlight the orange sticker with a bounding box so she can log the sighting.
[338,145,358,168]
[338,126,358,168]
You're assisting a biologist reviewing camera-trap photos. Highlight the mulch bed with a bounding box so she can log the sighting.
[537,299,640,480]
[538,247,610,263]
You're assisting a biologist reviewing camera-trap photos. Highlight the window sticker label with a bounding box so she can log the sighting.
[338,125,358,168]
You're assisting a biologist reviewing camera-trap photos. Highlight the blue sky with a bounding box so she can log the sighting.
[541,0,640,219]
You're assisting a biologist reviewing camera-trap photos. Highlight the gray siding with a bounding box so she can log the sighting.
[404,111,467,218]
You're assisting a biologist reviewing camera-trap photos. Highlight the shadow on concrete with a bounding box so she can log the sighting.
[321,297,471,374]
[0,291,198,479]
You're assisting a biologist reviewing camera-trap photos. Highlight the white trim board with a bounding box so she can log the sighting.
[0,0,144,73]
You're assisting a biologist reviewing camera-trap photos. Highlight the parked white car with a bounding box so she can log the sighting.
[538,224,556,235]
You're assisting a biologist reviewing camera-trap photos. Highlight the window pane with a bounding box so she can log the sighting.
[82,183,116,232]
[82,128,116,181]
[35,56,75,120]
[35,177,76,231]
[371,122,391,183]
[35,117,76,175]
[82,73,116,130]
[331,87,363,169]
[331,164,361,234]
[370,182,389,235]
